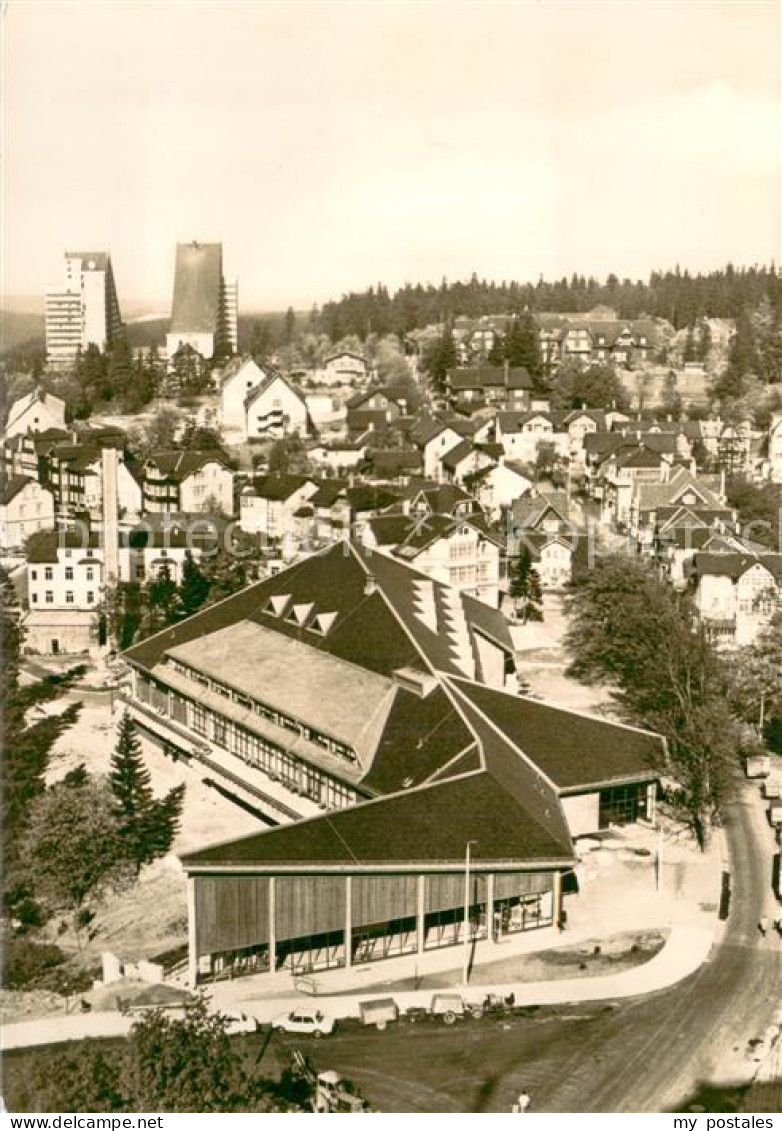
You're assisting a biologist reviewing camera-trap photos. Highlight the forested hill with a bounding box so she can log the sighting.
[316,264,782,340]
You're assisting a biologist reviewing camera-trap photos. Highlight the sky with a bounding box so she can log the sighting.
[3,1,781,312]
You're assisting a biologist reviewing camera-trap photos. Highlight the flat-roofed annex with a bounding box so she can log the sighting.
[164,619,398,761]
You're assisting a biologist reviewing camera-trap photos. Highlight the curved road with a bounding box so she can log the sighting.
[281,785,780,1113]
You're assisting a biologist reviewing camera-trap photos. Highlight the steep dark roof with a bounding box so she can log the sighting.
[440,439,474,470]
[170,241,223,334]
[364,449,423,476]
[147,450,230,481]
[692,552,782,583]
[247,474,314,501]
[26,529,102,562]
[450,679,663,792]
[245,372,307,410]
[448,367,533,391]
[1,475,36,505]
[410,483,477,515]
[310,480,348,508]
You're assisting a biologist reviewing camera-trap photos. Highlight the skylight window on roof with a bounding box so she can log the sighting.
[286,602,314,626]
[309,611,338,636]
[265,594,291,616]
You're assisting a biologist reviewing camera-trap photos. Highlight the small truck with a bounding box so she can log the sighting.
[405,993,487,1025]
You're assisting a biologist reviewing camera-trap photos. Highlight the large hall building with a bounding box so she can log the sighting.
[122,542,662,986]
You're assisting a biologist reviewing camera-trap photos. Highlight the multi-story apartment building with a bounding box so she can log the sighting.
[45,252,123,369]
[166,241,237,361]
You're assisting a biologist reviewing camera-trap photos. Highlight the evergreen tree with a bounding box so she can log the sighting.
[683,322,697,363]
[661,370,682,416]
[143,563,179,634]
[178,553,211,619]
[486,333,506,367]
[107,333,133,400]
[508,547,544,623]
[284,306,296,344]
[505,312,543,381]
[422,325,457,394]
[109,713,154,823]
[108,714,186,873]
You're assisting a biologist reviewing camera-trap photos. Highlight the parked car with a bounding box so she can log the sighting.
[273,1008,335,1037]
[429,993,485,1024]
[223,1011,257,1035]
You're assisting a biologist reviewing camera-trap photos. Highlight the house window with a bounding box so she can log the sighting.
[65,567,74,580]
[45,591,53,604]
[86,568,94,581]
[45,567,53,581]
[31,593,38,603]
[87,591,94,603]
[65,591,74,604]
[30,569,37,580]
[85,549,93,558]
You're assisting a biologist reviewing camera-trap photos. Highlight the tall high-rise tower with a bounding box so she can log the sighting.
[166,241,237,361]
[45,252,123,369]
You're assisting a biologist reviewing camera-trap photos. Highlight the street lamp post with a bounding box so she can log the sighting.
[462,840,477,986]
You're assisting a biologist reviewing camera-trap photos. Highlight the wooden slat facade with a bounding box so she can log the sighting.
[494,871,552,900]
[194,869,557,959]
[195,875,270,957]
[275,875,345,940]
[352,874,418,927]
[425,872,487,913]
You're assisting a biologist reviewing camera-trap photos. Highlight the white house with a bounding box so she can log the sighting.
[692,552,782,647]
[474,461,534,519]
[317,351,368,385]
[143,451,234,516]
[309,438,367,473]
[304,394,346,432]
[23,521,213,654]
[245,373,310,441]
[496,411,569,465]
[0,476,56,550]
[239,474,319,542]
[361,513,502,607]
[420,424,470,480]
[4,389,67,439]
[220,357,273,430]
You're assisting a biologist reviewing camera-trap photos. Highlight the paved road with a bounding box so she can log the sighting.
[274,787,780,1113]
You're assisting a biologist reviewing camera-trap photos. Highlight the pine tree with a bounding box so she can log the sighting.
[109,713,153,823]
[107,334,133,401]
[486,333,506,367]
[109,714,186,872]
[505,312,542,382]
[683,321,697,363]
[144,784,186,860]
[178,553,211,619]
[508,547,544,623]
